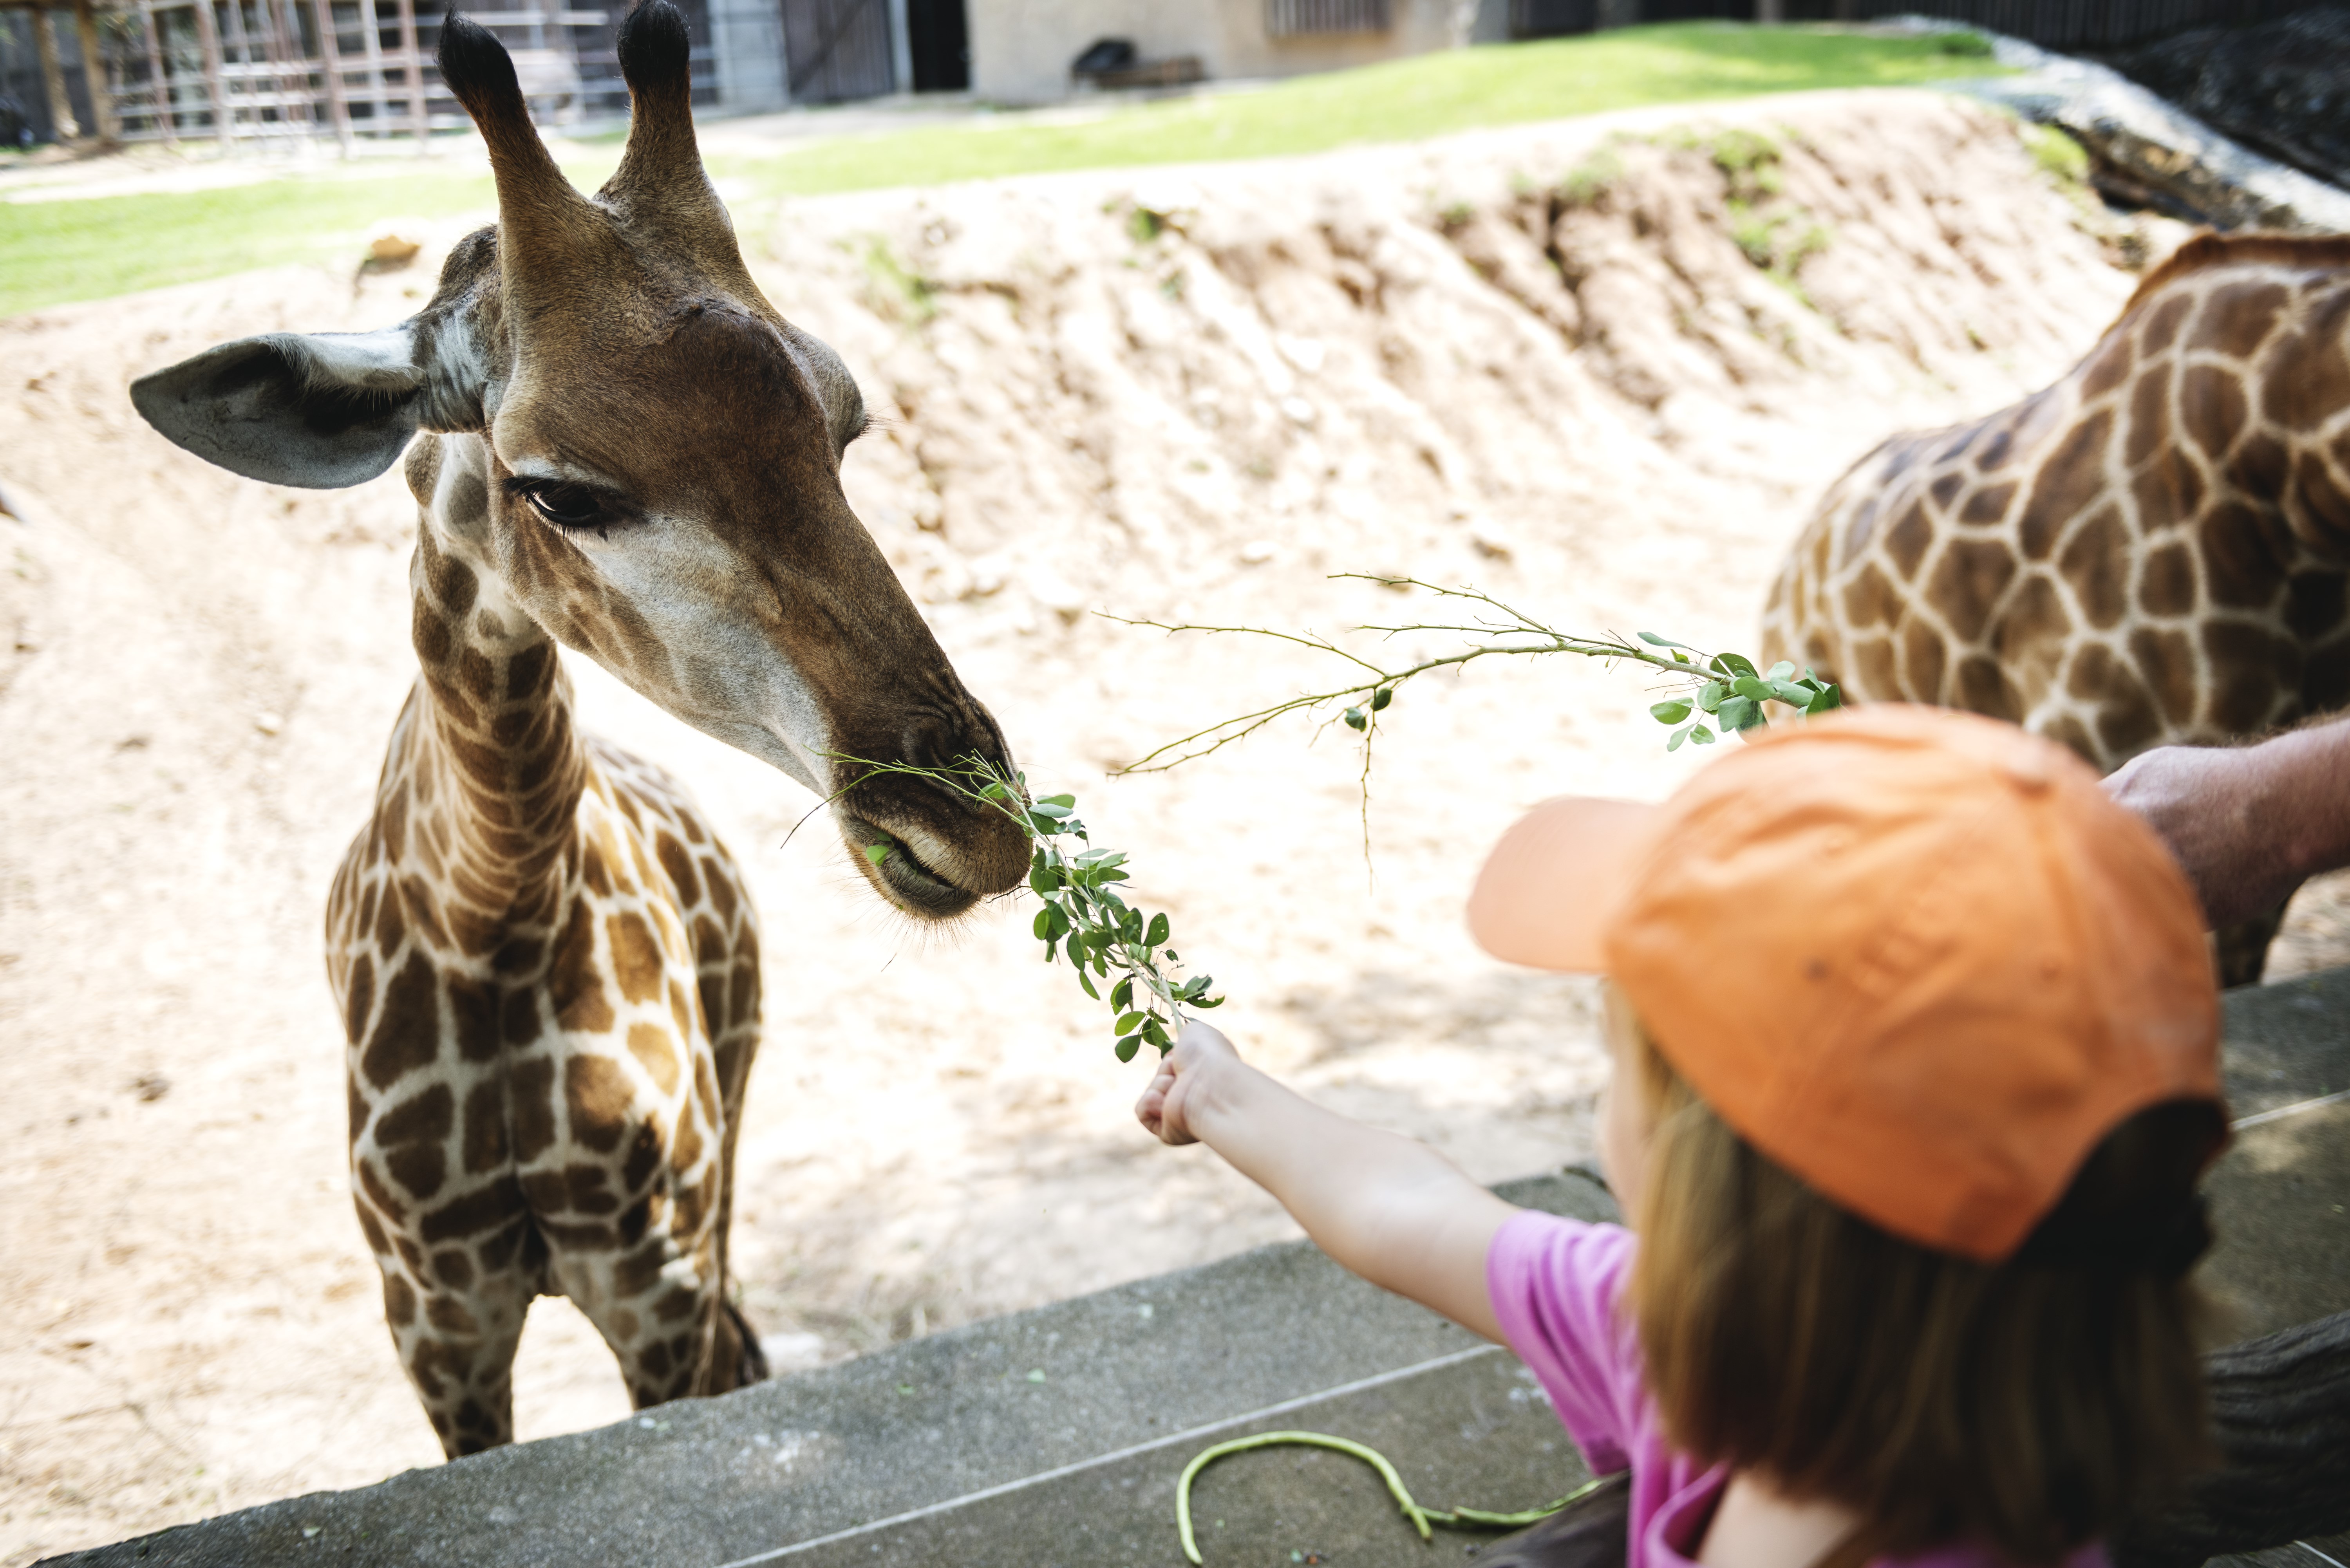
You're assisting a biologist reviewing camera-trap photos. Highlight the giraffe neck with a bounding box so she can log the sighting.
[383,433,586,959]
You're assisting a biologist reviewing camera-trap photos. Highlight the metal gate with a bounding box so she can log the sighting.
[781,0,890,103]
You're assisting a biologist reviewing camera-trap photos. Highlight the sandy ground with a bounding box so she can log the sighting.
[3,88,2344,1563]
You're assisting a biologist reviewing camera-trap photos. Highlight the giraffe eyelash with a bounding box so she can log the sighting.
[504,477,637,537]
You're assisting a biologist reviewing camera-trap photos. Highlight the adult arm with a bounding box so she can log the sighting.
[1137,1022,1518,1341]
[2102,716,2350,927]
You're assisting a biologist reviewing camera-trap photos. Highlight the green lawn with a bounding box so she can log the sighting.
[0,23,1998,318]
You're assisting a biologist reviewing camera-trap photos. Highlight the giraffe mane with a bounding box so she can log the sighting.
[2119,229,2350,316]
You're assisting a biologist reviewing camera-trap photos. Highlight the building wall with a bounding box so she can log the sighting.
[967,0,1475,104]
[711,0,790,110]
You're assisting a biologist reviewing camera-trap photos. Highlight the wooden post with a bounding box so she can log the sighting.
[356,0,388,135]
[72,0,121,145]
[311,0,352,150]
[392,0,423,147]
[32,5,81,141]
[190,0,232,146]
[138,0,179,147]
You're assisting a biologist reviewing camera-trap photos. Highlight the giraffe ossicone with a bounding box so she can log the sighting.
[1763,229,2350,986]
[130,0,1027,1456]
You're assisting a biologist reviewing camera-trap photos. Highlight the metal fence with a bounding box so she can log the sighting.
[0,0,713,147]
[1265,0,1394,39]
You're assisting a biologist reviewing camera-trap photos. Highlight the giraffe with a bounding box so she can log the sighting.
[126,2,1029,1456]
[1761,230,2350,987]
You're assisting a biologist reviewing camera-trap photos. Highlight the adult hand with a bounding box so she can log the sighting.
[2104,719,2350,928]
[1135,1021,1239,1147]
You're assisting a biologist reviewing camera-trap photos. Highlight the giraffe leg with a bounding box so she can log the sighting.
[555,1229,750,1407]
[2214,898,2291,990]
[372,1245,535,1458]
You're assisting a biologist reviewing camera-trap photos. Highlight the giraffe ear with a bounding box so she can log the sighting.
[130,327,425,489]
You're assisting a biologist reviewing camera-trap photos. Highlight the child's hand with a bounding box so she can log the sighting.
[1135,1021,1239,1146]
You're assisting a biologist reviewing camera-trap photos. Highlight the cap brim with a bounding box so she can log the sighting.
[1466,797,1663,972]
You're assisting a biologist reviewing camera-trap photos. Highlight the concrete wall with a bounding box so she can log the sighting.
[710,0,790,110]
[967,0,1487,105]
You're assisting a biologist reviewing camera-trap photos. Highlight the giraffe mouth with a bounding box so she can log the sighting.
[842,815,978,919]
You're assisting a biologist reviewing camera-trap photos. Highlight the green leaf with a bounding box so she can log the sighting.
[1768,679,1814,705]
[1192,994,1225,1009]
[863,842,891,865]
[1370,686,1394,712]
[1039,793,1077,808]
[1637,632,1693,650]
[1730,676,1773,703]
[1045,904,1073,940]
[1649,700,1693,724]
[1142,1017,1172,1048]
[1690,723,1718,745]
[1717,695,1759,731]
[1115,1011,1147,1034]
[1766,661,1796,681]
[980,782,1011,801]
[1667,723,1692,753]
[1343,706,1367,731]
[1807,684,1844,714]
[1029,861,1061,896]
[1032,908,1054,941]
[1146,913,1171,946]
[1111,977,1135,1010]
[1027,811,1063,837]
[1711,651,1760,679]
[1076,966,1101,1000]
[1114,1035,1141,1063]
[1697,681,1725,714]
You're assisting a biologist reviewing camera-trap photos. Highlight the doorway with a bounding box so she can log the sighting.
[906,0,968,92]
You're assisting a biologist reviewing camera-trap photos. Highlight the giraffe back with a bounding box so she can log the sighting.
[1762,232,2350,772]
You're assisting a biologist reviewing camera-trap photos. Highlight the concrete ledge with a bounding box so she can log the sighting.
[48,968,2350,1568]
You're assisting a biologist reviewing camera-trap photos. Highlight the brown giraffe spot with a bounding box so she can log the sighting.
[565,1054,635,1154]
[1884,501,1933,581]
[2138,542,2199,617]
[678,811,706,846]
[2066,641,2118,701]
[362,953,442,1091]
[1958,481,2016,528]
[2123,366,2172,469]
[1953,656,2020,722]
[398,874,450,949]
[509,642,552,699]
[462,1080,508,1174]
[2262,289,2350,431]
[2077,337,2133,402]
[492,936,543,977]
[2137,292,2191,357]
[703,862,736,924]
[383,1273,418,1328]
[2128,626,2200,725]
[503,988,543,1046]
[654,1283,699,1323]
[2189,281,2290,360]
[1924,538,2019,642]
[2200,502,2291,609]
[356,880,380,938]
[551,904,614,1034]
[520,1169,568,1211]
[2308,636,2350,711]
[2132,446,2207,529]
[2180,365,2249,458]
[696,975,727,1052]
[458,647,498,706]
[380,789,409,864]
[2287,572,2349,639]
[449,975,500,1063]
[608,911,667,1006]
[344,953,377,1048]
[716,1036,749,1102]
[434,1248,476,1291]
[1928,471,1964,512]
[1838,492,1884,564]
[2041,713,2097,763]
[614,789,646,831]
[420,1174,527,1244]
[622,1122,663,1193]
[613,1308,641,1342]
[672,1105,706,1174]
[729,959,759,1031]
[2094,672,2163,757]
[668,979,695,1045]
[2056,506,2130,630]
[374,883,408,955]
[2229,432,2289,501]
[567,1163,620,1215]
[478,1219,528,1273]
[357,1158,408,1223]
[618,1193,657,1250]
[672,1175,714,1240]
[377,1082,454,1146]
[396,1235,428,1272]
[656,833,701,907]
[456,1397,489,1433]
[2020,410,2114,560]
[426,1296,480,1336]
[1992,575,2072,671]
[1851,635,1900,698]
[511,1057,557,1162]
[428,546,479,621]
[581,833,615,900]
[1973,426,2015,474]
[357,1203,392,1255]
[2205,621,2293,732]
[616,1240,669,1297]
[627,1022,682,1096]
[640,1340,674,1380]
[413,598,453,667]
[425,673,478,732]
[2290,452,2350,552]
[541,1217,619,1250]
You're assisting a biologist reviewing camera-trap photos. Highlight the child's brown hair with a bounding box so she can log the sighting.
[1626,1027,2222,1566]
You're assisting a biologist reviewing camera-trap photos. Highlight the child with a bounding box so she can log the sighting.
[1137,706,2226,1568]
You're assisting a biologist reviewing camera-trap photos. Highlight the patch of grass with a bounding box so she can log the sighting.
[2,22,2002,317]
[2019,120,2090,186]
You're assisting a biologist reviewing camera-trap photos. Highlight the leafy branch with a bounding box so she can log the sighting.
[820,754,1220,1062]
[1112,576,1842,772]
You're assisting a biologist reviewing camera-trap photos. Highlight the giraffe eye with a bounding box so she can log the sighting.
[508,479,618,532]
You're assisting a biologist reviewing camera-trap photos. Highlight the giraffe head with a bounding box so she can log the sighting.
[130,2,1026,917]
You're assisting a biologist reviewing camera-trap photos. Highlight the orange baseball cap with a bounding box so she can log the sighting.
[1467,706,2223,1262]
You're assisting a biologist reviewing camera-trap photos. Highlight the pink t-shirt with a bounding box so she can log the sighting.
[1485,1210,2109,1568]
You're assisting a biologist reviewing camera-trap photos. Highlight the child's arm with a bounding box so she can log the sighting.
[1137,1021,1518,1342]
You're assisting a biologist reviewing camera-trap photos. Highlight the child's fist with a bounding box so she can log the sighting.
[1135,1021,1238,1146]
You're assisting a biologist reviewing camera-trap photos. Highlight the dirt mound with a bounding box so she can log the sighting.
[3,87,2322,1562]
